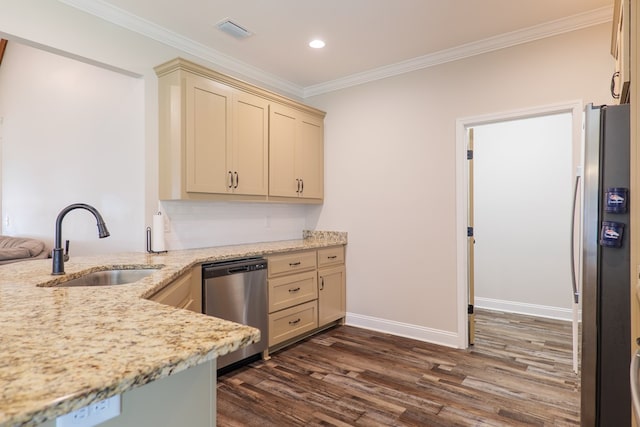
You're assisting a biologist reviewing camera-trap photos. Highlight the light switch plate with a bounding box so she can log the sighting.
[56,395,121,427]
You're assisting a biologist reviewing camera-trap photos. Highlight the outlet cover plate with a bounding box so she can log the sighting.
[56,395,121,427]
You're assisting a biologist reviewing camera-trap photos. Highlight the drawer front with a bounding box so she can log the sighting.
[317,246,345,267]
[269,300,318,347]
[150,271,193,309]
[268,250,317,277]
[269,271,317,313]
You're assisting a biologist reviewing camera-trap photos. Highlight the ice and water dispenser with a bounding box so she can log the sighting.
[600,187,628,248]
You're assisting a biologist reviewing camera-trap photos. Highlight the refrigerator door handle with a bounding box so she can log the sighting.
[570,174,581,304]
[631,350,640,421]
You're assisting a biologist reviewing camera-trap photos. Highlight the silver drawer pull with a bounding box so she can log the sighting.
[631,350,640,421]
[328,255,337,259]
[288,287,301,293]
[288,318,301,326]
[289,262,301,267]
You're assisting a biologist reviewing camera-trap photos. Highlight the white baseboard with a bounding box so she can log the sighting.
[474,297,580,321]
[345,312,461,348]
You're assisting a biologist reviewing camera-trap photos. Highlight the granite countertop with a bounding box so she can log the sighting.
[0,230,347,427]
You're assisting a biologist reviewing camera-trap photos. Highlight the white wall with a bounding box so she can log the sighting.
[473,113,574,318]
[0,1,614,346]
[0,1,311,253]
[0,42,145,254]
[306,24,614,345]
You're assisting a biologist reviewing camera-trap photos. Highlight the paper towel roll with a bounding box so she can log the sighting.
[151,213,166,252]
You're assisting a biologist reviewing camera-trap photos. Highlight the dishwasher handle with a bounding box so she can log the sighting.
[202,258,267,280]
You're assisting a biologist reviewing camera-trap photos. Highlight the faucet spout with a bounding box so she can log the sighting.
[52,203,110,275]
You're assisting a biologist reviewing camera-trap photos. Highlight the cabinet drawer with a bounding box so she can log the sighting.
[269,300,318,347]
[269,271,317,313]
[150,271,194,310]
[317,246,345,267]
[268,251,316,277]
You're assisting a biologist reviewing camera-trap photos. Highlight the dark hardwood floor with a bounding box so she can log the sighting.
[217,309,579,426]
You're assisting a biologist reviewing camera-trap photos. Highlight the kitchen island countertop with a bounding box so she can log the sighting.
[0,230,347,427]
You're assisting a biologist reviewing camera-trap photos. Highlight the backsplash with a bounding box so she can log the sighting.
[160,201,311,249]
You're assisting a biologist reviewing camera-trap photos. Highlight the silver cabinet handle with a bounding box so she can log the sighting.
[300,179,304,193]
[295,179,300,193]
[228,171,233,188]
[631,350,640,421]
[611,71,621,100]
[233,172,239,189]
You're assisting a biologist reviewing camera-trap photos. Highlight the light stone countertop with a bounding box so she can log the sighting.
[0,230,347,427]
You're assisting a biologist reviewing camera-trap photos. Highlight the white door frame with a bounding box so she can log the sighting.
[455,100,584,348]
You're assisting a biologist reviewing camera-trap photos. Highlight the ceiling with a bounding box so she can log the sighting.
[59,0,614,97]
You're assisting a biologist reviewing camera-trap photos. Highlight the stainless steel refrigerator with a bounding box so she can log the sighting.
[581,103,630,426]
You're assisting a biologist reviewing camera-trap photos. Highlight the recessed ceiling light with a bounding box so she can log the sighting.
[309,39,326,49]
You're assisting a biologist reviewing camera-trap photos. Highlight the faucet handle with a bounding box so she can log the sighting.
[63,239,70,262]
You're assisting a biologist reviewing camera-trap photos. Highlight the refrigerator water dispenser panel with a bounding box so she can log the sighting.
[605,187,629,213]
[600,221,625,248]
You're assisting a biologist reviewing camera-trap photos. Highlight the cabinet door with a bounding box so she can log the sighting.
[269,104,298,197]
[297,114,324,199]
[318,265,346,327]
[185,74,232,194]
[232,92,269,195]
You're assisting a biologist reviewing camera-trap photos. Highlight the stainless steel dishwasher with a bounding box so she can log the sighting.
[202,257,268,369]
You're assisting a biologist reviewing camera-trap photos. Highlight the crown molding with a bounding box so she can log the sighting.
[304,6,613,97]
[57,0,305,98]
[58,1,611,99]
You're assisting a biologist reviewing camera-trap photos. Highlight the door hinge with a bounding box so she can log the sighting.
[467,227,474,237]
[467,149,473,160]
[468,304,474,314]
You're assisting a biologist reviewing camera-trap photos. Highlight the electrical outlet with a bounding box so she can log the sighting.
[56,395,121,427]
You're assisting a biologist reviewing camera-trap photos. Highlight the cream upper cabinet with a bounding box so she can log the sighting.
[155,58,325,203]
[231,91,269,195]
[158,67,268,199]
[611,0,630,103]
[184,73,232,194]
[269,103,324,200]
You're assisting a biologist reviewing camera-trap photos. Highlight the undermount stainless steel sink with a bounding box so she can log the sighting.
[56,267,161,287]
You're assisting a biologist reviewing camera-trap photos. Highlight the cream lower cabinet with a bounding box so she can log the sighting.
[317,247,346,327]
[267,246,345,350]
[318,266,346,326]
[267,251,318,348]
[149,266,202,313]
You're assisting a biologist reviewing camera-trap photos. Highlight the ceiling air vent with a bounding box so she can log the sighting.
[216,19,253,39]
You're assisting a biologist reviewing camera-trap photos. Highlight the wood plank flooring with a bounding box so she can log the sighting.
[217,309,580,426]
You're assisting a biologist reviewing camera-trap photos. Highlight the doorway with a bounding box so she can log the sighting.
[455,101,583,352]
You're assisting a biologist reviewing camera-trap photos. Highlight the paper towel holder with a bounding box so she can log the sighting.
[146,226,167,254]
